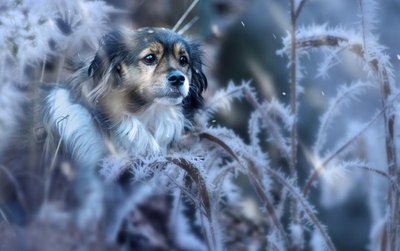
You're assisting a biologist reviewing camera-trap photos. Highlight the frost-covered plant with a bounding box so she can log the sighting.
[0,0,114,67]
[0,0,115,156]
[277,0,399,250]
[1,0,399,251]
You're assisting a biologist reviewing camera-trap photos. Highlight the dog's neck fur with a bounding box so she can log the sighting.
[112,102,185,155]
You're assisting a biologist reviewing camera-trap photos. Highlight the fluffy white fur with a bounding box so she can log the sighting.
[45,88,106,168]
[113,102,185,155]
[180,78,190,97]
[44,88,186,167]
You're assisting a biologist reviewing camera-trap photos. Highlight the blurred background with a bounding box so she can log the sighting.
[1,0,400,250]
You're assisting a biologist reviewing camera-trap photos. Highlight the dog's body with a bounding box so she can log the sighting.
[41,27,207,168]
[0,27,207,225]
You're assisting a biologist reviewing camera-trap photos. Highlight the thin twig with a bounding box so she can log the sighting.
[170,187,183,231]
[314,82,374,154]
[266,167,337,251]
[247,160,290,248]
[295,0,308,20]
[303,91,400,196]
[172,0,199,32]
[358,0,367,49]
[289,0,300,234]
[289,0,298,177]
[167,157,217,251]
[178,16,199,35]
[199,133,241,164]
[0,206,8,223]
[166,175,202,214]
[351,164,400,194]
[202,85,247,115]
[213,166,235,190]
[243,88,291,161]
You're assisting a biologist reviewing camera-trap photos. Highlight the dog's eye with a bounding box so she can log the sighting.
[179,56,188,67]
[143,54,157,65]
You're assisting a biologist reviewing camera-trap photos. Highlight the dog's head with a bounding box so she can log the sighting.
[86,28,207,121]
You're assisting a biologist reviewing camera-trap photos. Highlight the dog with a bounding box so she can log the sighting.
[41,27,207,169]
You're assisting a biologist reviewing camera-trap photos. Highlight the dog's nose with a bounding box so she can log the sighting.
[168,71,185,86]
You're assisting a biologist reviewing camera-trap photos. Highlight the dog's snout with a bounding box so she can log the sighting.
[168,71,185,86]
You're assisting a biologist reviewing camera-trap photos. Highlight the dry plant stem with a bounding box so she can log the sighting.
[199,133,290,249]
[381,223,388,251]
[314,83,373,154]
[351,165,400,194]
[367,36,399,251]
[213,166,235,190]
[382,81,399,251]
[358,0,367,48]
[200,132,337,251]
[289,0,300,236]
[243,88,290,160]
[178,16,199,35]
[265,166,337,251]
[0,207,9,223]
[295,36,396,178]
[170,185,183,227]
[370,45,399,251]
[167,158,211,218]
[289,0,297,181]
[295,34,399,249]
[167,175,198,204]
[172,0,199,32]
[246,161,290,248]
[303,92,400,198]
[167,157,217,251]
[295,0,308,20]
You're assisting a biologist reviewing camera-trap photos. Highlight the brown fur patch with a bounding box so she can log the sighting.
[173,42,188,58]
[138,42,164,59]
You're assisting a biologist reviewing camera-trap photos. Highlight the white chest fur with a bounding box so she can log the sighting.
[112,103,185,155]
[44,88,106,168]
[45,88,186,169]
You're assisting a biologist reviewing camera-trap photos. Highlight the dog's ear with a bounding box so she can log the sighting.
[87,31,125,100]
[183,41,208,121]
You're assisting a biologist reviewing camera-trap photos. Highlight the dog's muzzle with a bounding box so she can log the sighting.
[167,70,189,97]
[168,70,186,87]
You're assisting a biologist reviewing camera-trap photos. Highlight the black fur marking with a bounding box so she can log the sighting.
[182,41,207,122]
